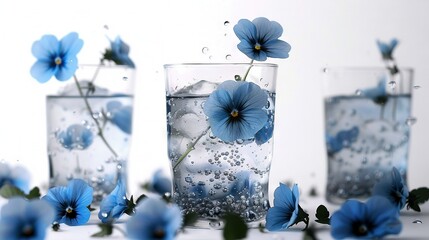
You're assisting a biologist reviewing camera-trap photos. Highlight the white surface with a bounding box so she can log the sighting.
[0,0,428,205]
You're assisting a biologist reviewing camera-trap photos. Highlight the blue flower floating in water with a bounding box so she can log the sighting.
[57,124,94,150]
[203,80,268,142]
[106,101,133,134]
[98,178,128,223]
[103,36,135,68]
[326,126,359,155]
[30,32,84,83]
[0,198,55,240]
[42,179,93,226]
[126,197,182,240]
[372,167,409,211]
[265,183,308,231]
[377,38,398,60]
[0,163,30,193]
[330,196,402,239]
[233,17,291,61]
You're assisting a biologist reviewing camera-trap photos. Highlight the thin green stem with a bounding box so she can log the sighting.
[173,126,210,171]
[242,59,254,81]
[73,75,118,158]
[90,61,103,84]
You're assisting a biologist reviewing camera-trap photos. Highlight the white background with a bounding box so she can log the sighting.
[0,0,428,198]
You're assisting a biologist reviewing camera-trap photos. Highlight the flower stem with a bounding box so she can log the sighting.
[173,126,210,171]
[242,60,254,81]
[73,75,118,158]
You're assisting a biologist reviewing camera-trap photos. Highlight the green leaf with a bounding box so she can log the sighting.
[183,212,199,228]
[315,205,330,225]
[222,213,248,240]
[294,205,310,230]
[91,223,113,237]
[87,205,97,212]
[303,225,318,240]
[124,195,136,215]
[0,184,25,199]
[135,194,147,204]
[25,187,41,199]
[407,187,429,212]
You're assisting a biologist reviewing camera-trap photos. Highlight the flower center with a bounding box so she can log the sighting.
[66,206,73,213]
[230,109,239,118]
[21,224,35,237]
[254,43,261,51]
[152,228,165,239]
[55,57,62,65]
[353,223,369,236]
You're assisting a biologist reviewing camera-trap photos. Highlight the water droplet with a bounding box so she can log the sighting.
[355,89,362,96]
[122,76,128,81]
[224,21,230,26]
[96,165,104,172]
[413,219,423,224]
[103,25,109,30]
[117,164,122,169]
[234,75,241,81]
[414,85,421,89]
[66,174,74,180]
[323,68,328,73]
[225,54,231,60]
[184,177,192,183]
[101,212,108,218]
[406,117,417,126]
[202,47,209,54]
[388,81,396,89]
[208,55,213,60]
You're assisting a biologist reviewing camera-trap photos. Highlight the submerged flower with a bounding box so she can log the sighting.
[377,38,398,60]
[57,124,94,150]
[203,80,268,142]
[0,198,55,240]
[126,198,182,240]
[106,101,133,134]
[372,167,409,210]
[42,179,93,226]
[326,126,359,155]
[103,36,135,68]
[30,32,84,83]
[0,163,30,193]
[98,178,128,223]
[330,196,402,239]
[233,17,291,61]
[147,169,172,195]
[265,183,300,231]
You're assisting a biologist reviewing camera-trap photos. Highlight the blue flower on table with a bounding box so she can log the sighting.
[330,196,402,239]
[377,38,398,60]
[126,197,182,240]
[57,124,94,150]
[326,126,359,155]
[0,163,30,193]
[106,101,133,134]
[148,169,172,195]
[203,80,268,142]
[42,179,93,226]
[98,179,128,223]
[103,36,135,68]
[30,32,84,83]
[233,17,291,61]
[372,167,409,211]
[0,197,55,240]
[265,183,300,231]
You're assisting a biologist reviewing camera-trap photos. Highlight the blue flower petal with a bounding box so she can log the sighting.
[253,17,283,43]
[264,39,291,59]
[265,206,292,231]
[60,32,84,58]
[30,61,56,83]
[31,35,59,60]
[233,19,257,42]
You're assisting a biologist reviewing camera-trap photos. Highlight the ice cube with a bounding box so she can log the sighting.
[172,113,208,139]
[175,80,219,95]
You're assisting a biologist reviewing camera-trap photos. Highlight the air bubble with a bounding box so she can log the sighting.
[202,47,209,54]
[355,89,362,96]
[96,165,104,172]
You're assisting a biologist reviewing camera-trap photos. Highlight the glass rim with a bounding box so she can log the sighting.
[164,62,278,68]
[322,66,413,73]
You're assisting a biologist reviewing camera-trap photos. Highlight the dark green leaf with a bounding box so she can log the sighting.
[294,205,310,230]
[25,187,41,199]
[0,184,25,199]
[183,212,199,228]
[222,213,248,240]
[315,205,330,225]
[125,195,136,215]
[87,205,97,212]
[135,194,147,204]
[91,223,113,237]
[303,225,318,240]
[407,187,429,212]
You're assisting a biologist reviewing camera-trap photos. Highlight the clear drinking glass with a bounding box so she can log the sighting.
[46,64,135,204]
[164,63,277,227]
[322,67,413,204]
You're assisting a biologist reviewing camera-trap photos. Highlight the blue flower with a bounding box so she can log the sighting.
[148,169,172,195]
[203,80,268,142]
[126,198,182,240]
[265,183,300,231]
[57,124,94,150]
[330,196,402,239]
[106,101,133,134]
[377,38,398,60]
[98,179,128,223]
[326,126,359,155]
[0,163,30,193]
[30,32,84,83]
[361,77,387,98]
[0,198,55,240]
[233,17,291,61]
[103,36,135,68]
[42,179,93,226]
[372,167,409,210]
